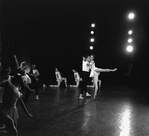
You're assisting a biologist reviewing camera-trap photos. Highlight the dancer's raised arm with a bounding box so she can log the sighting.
[14,55,19,69]
[0,62,2,71]
[82,57,86,61]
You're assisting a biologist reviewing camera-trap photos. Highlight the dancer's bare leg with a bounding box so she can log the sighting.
[50,81,61,87]
[95,68,117,73]
[76,81,79,87]
[62,78,67,87]
[93,74,99,99]
[98,80,102,87]
[18,98,33,118]
[70,81,79,87]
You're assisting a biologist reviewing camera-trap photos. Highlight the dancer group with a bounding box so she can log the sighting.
[0,55,39,135]
[49,54,117,99]
[0,53,117,135]
[79,54,117,99]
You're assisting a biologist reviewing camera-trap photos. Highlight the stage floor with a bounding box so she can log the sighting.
[1,85,149,136]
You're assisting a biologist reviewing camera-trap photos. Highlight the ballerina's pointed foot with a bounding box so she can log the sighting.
[93,95,96,99]
[94,93,97,99]
[29,113,34,118]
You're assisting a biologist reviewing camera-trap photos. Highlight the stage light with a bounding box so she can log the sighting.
[91,31,94,34]
[128,38,133,43]
[126,45,133,53]
[91,23,95,28]
[90,38,95,42]
[90,46,93,50]
[128,30,133,35]
[128,12,135,20]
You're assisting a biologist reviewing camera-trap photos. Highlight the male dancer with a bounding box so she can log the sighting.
[13,55,34,102]
[79,56,91,99]
[29,64,40,100]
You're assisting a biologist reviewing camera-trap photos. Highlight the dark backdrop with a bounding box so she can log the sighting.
[1,0,149,87]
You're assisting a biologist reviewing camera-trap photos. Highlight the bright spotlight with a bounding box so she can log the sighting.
[90,38,95,42]
[128,30,133,35]
[128,13,135,20]
[90,46,93,50]
[128,38,133,43]
[91,23,95,28]
[126,45,133,53]
[91,31,94,34]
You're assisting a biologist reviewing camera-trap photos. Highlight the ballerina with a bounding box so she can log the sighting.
[13,55,35,102]
[0,69,23,128]
[89,55,117,99]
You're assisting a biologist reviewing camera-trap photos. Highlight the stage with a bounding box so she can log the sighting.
[5,85,147,136]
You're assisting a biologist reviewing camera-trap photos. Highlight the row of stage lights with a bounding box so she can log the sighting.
[89,23,95,50]
[126,12,135,53]
[89,12,136,53]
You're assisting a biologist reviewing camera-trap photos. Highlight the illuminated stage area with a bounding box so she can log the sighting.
[3,85,147,136]
[1,1,149,135]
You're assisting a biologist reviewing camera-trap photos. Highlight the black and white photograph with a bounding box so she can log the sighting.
[1,0,149,135]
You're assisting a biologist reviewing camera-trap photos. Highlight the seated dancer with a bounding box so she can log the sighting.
[89,55,117,99]
[50,68,67,87]
[29,64,40,100]
[69,69,82,87]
